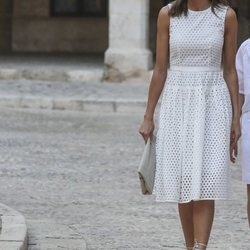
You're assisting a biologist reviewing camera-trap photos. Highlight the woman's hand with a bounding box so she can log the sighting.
[139,116,155,143]
[230,118,241,163]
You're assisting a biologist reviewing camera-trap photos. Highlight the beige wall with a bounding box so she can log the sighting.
[12,0,108,53]
[0,0,13,52]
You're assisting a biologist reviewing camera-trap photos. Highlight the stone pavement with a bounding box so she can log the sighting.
[0,108,249,250]
[0,54,152,114]
[0,54,104,83]
[0,203,27,250]
[0,79,149,113]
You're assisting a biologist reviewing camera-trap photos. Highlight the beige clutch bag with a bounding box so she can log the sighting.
[138,135,156,195]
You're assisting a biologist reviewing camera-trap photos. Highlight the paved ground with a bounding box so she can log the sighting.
[0,79,148,102]
[0,108,249,249]
[0,55,151,115]
[0,79,149,113]
[0,54,104,82]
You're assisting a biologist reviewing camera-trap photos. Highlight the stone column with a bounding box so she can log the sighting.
[104,0,153,81]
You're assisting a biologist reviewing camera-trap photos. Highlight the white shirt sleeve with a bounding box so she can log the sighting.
[237,40,250,113]
[236,47,244,94]
[242,47,250,95]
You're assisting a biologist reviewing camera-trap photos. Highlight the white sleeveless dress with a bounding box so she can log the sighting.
[152,5,232,203]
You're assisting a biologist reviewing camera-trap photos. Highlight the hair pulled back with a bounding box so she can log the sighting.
[169,0,230,16]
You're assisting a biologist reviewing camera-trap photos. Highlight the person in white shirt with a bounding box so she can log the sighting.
[236,38,250,226]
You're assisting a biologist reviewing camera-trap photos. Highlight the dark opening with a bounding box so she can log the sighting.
[50,0,108,17]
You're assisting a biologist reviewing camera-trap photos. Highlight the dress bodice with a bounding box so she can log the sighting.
[169,5,228,69]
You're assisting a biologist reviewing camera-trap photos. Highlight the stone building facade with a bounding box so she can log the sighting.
[0,1,13,52]
[0,0,249,80]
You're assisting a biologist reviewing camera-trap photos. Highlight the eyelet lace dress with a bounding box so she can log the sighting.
[152,5,232,203]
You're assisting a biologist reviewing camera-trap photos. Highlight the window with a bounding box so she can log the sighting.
[50,0,108,17]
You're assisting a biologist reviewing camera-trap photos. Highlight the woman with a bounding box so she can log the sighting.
[236,38,250,226]
[139,0,240,249]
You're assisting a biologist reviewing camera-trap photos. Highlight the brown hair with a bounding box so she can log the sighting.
[169,0,230,16]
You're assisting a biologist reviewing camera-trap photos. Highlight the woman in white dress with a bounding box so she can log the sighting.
[139,0,240,249]
[236,38,250,226]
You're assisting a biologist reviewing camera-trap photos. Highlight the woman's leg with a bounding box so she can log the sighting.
[247,185,250,227]
[193,200,215,249]
[178,201,195,249]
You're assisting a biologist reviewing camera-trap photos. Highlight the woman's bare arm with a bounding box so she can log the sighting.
[224,8,239,120]
[139,6,170,142]
[223,7,241,162]
[144,6,170,120]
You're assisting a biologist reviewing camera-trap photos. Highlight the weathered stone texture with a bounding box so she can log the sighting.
[12,0,108,53]
[12,18,108,53]
[104,0,153,81]
[13,0,49,17]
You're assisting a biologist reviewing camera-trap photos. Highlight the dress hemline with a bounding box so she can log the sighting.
[153,197,231,204]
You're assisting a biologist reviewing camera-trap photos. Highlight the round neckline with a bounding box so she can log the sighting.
[188,5,211,13]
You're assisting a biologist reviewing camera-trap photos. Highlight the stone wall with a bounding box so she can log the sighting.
[149,0,163,55]
[12,0,108,53]
[0,0,13,52]
[237,0,250,44]
[12,0,162,54]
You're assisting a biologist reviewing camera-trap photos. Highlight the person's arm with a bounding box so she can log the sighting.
[223,7,241,163]
[238,49,250,115]
[239,94,245,115]
[139,6,170,142]
[236,48,245,116]
[237,52,245,116]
